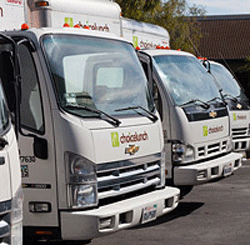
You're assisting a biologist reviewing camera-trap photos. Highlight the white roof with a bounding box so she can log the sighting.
[40,0,121,19]
[27,27,128,42]
[141,49,196,57]
[122,18,170,39]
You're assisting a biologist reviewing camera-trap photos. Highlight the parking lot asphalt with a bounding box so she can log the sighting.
[90,159,250,245]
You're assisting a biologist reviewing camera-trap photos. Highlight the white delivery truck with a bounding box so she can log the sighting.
[202,60,250,152]
[0,2,23,245]
[0,0,180,243]
[122,20,242,195]
[0,80,23,245]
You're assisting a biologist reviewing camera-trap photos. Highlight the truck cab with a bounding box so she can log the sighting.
[0,27,180,243]
[138,49,242,193]
[205,60,250,152]
[0,77,22,244]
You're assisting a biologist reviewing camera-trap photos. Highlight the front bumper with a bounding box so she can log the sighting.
[174,152,243,185]
[60,187,180,241]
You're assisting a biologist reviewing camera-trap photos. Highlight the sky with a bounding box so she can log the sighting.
[186,0,250,15]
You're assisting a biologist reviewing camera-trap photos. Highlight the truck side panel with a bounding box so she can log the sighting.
[0,0,25,31]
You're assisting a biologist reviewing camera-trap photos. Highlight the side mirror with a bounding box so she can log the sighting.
[33,136,48,160]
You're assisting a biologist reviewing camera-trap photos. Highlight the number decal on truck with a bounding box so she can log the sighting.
[20,156,36,163]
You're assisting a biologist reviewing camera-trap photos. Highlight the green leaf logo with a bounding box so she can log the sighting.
[203,126,208,137]
[111,132,120,147]
[133,36,139,48]
[233,113,237,121]
[64,17,74,27]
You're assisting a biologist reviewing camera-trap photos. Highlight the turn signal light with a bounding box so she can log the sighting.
[29,202,51,213]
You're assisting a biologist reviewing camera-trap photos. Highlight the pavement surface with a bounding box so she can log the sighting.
[89,160,250,245]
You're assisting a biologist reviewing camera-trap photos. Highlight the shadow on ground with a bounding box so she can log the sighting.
[131,201,204,229]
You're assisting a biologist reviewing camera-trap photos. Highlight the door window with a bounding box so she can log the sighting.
[0,81,9,135]
[18,44,44,133]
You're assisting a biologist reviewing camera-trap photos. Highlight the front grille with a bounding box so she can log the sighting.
[0,200,11,245]
[232,127,248,139]
[184,107,228,122]
[198,140,227,158]
[97,153,161,200]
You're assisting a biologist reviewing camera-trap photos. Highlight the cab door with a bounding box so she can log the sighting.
[0,39,59,233]
[0,81,12,204]
[17,41,59,230]
[137,51,173,181]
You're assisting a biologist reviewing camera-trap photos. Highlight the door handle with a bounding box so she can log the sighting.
[0,137,8,150]
[0,157,5,165]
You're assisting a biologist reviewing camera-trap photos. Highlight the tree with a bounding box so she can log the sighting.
[115,0,206,53]
[114,0,161,20]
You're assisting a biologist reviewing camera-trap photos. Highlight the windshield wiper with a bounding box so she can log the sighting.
[64,104,121,127]
[207,96,226,104]
[115,106,158,123]
[223,94,238,103]
[180,99,210,109]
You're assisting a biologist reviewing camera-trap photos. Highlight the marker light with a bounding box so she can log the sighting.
[35,1,49,7]
[156,45,161,49]
[36,231,53,235]
[74,24,80,28]
[197,57,207,61]
[21,23,29,30]
[63,23,70,28]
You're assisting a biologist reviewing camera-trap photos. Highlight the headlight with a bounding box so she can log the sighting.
[11,187,23,245]
[66,152,98,209]
[172,141,195,165]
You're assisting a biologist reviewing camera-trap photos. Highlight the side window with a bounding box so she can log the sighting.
[18,44,44,133]
[140,58,163,121]
[153,81,163,121]
[0,81,10,135]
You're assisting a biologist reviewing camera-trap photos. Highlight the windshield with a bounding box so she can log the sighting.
[210,63,242,98]
[153,55,220,106]
[42,34,154,117]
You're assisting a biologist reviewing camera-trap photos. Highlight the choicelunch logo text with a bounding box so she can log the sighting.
[64,17,109,32]
[203,125,224,137]
[233,113,247,121]
[111,131,149,147]
[6,0,22,5]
